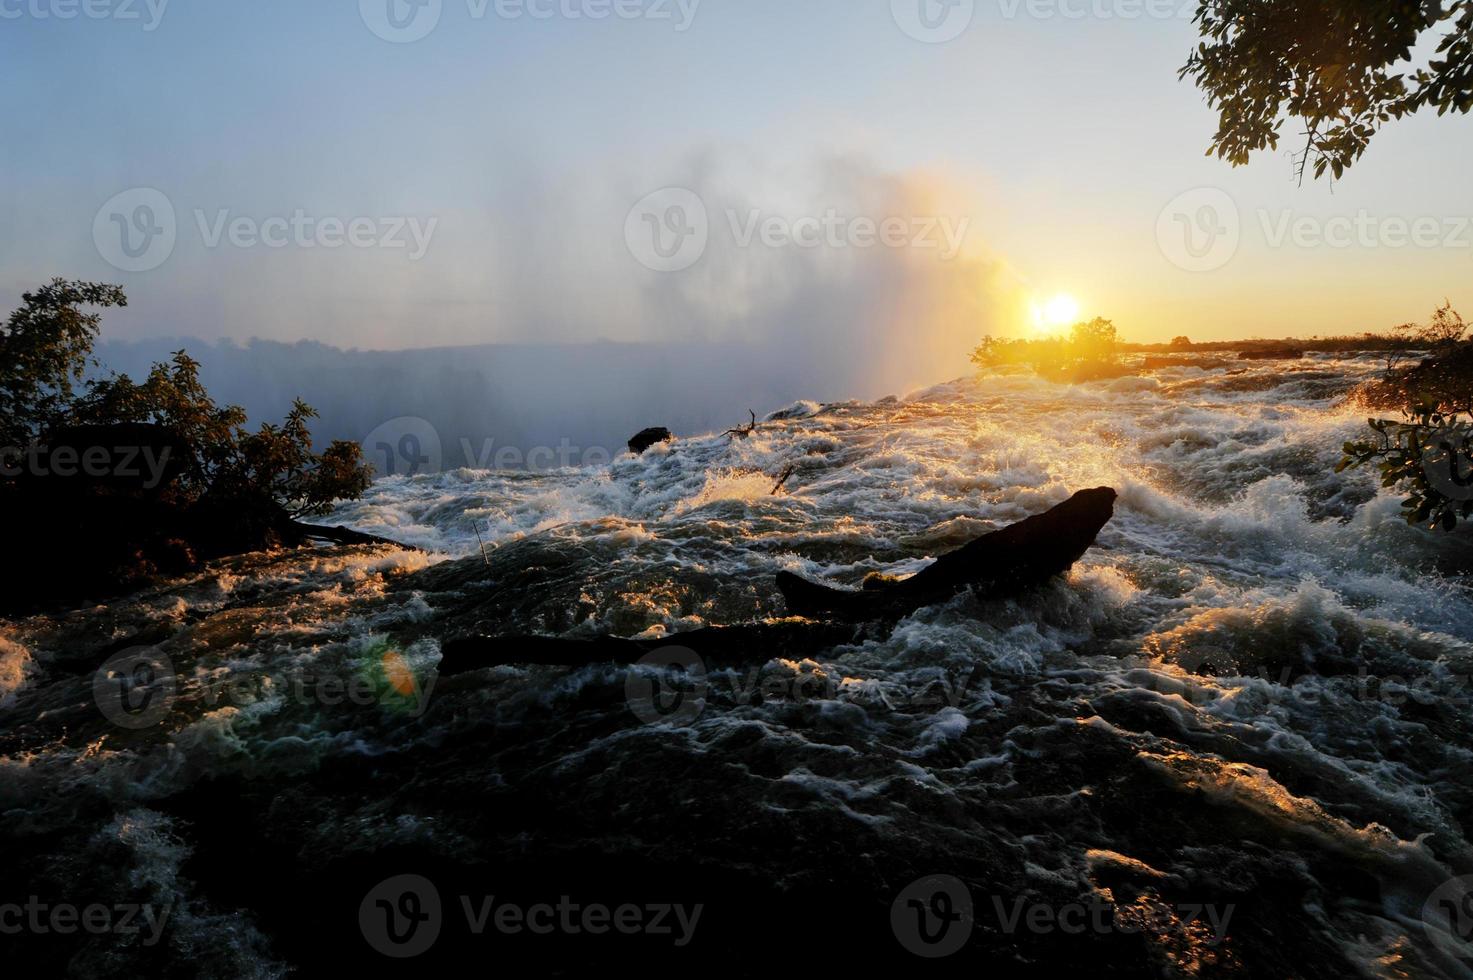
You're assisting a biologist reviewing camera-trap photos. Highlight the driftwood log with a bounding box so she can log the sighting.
[776,487,1117,621]
[438,621,877,676]
[435,488,1117,672]
[288,521,425,552]
[724,410,759,439]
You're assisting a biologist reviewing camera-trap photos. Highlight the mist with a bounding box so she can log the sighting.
[94,336,899,475]
[85,155,1022,471]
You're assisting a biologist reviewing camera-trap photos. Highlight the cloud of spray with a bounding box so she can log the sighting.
[78,151,1031,463]
[608,151,1026,397]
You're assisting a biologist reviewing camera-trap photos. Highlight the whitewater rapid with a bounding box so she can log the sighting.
[324,352,1470,634]
[3,352,1472,977]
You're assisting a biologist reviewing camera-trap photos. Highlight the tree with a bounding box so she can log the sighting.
[969,336,1011,369]
[1382,301,1467,372]
[1182,0,1473,181]
[1342,304,1473,530]
[76,353,371,518]
[1068,318,1119,364]
[1368,306,1473,414]
[1171,336,1193,349]
[1414,301,1468,347]
[970,334,1064,372]
[1181,7,1473,530]
[2,281,373,557]
[969,318,1121,381]
[76,350,249,496]
[235,401,373,519]
[0,279,126,447]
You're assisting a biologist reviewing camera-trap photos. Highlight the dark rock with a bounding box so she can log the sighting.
[2,424,199,612]
[777,487,1117,621]
[0,423,413,614]
[627,427,673,455]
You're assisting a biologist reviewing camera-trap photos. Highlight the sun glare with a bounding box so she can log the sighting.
[1033,294,1081,332]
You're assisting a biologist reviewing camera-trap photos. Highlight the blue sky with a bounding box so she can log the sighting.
[3,0,1471,360]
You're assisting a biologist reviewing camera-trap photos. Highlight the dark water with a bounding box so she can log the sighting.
[3,354,1473,977]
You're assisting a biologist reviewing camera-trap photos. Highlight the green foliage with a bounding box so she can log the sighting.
[1368,305,1473,412]
[76,351,248,495]
[971,334,1058,370]
[1341,304,1473,531]
[1069,318,1118,364]
[1403,301,1467,347]
[1340,409,1473,530]
[236,401,373,518]
[1182,0,1473,180]
[969,336,1019,369]
[4,281,371,520]
[0,279,127,447]
[970,318,1121,377]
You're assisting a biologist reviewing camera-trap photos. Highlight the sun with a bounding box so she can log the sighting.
[1032,293,1081,332]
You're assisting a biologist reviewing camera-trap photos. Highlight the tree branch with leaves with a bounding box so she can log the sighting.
[1182,0,1473,181]
[1340,304,1473,529]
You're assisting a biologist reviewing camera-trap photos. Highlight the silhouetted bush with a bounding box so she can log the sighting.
[0,279,373,608]
[74,349,371,518]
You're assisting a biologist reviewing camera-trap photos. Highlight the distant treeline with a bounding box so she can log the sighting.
[1121,335,1423,354]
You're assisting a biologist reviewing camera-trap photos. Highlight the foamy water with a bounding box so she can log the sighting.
[4,353,1472,977]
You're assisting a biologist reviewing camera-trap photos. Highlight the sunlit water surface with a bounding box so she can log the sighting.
[3,354,1472,977]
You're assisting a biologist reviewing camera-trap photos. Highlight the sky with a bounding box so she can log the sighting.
[3,0,1472,379]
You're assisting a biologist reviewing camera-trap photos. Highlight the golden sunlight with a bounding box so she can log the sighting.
[1032,293,1081,332]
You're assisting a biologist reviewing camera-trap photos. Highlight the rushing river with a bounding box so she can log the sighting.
[3,353,1472,978]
